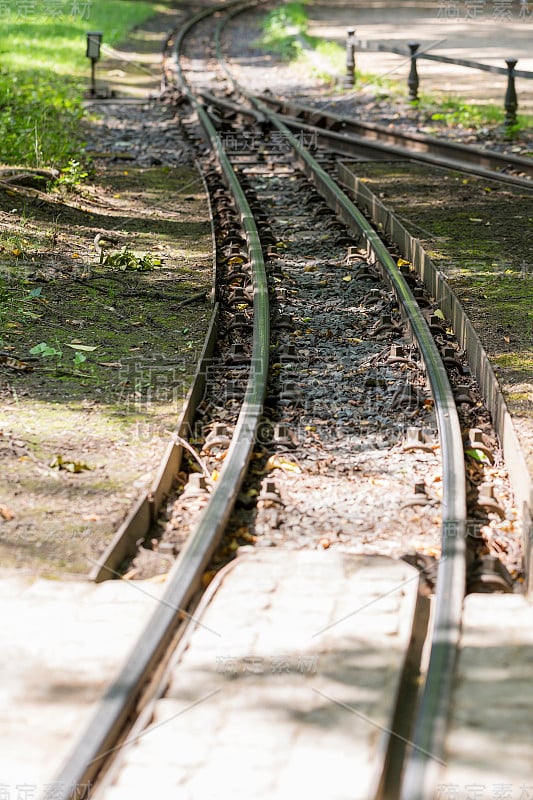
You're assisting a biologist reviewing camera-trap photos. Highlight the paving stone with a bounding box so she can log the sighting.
[0,576,165,790]
[103,552,419,800]
[440,593,533,796]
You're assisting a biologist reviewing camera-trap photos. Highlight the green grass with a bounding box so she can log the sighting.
[261,2,308,58]
[414,94,533,135]
[259,4,413,90]
[0,1,159,167]
[260,2,347,83]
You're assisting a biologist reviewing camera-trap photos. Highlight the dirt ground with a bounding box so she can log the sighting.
[0,5,213,575]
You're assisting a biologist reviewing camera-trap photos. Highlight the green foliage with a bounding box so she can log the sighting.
[261,2,308,58]
[52,159,89,192]
[0,68,84,166]
[430,97,503,128]
[0,0,156,167]
[262,2,308,39]
[102,246,160,271]
[30,341,63,360]
[314,40,344,71]
[29,340,91,371]
[260,2,348,83]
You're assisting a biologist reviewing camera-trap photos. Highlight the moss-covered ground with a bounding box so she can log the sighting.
[352,161,533,456]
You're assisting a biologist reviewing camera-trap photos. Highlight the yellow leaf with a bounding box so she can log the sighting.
[12,248,21,257]
[211,468,219,481]
[0,504,14,521]
[397,258,411,267]
[342,275,352,282]
[202,570,217,587]
[49,455,91,473]
[71,253,80,259]
[265,455,301,474]
[433,309,445,320]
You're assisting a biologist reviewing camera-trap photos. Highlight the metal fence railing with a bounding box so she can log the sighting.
[343,30,533,126]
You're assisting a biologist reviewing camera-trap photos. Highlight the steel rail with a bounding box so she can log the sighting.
[252,97,466,800]
[214,9,467,795]
[256,94,533,185]
[47,5,269,799]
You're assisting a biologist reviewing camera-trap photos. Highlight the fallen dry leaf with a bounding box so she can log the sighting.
[49,454,92,473]
[0,504,14,521]
[265,455,301,474]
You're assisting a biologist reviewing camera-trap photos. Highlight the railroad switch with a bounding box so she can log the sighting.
[259,479,283,505]
[453,385,475,405]
[440,346,464,373]
[475,484,506,519]
[372,314,402,336]
[272,423,296,449]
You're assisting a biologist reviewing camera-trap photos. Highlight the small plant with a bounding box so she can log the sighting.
[30,341,63,361]
[29,340,89,372]
[427,98,503,129]
[102,246,160,271]
[52,159,88,193]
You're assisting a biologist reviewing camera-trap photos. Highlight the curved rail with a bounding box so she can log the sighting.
[244,95,533,189]
[253,94,466,800]
[48,6,269,798]
[215,15,467,794]
[50,4,470,795]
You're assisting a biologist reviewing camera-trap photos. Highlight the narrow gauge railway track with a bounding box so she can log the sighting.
[251,95,533,189]
[196,88,533,190]
[212,5,533,188]
[50,5,525,800]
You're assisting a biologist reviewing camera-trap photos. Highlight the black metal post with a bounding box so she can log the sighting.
[504,59,518,128]
[408,42,420,102]
[86,32,103,98]
[90,59,96,96]
[344,28,356,88]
